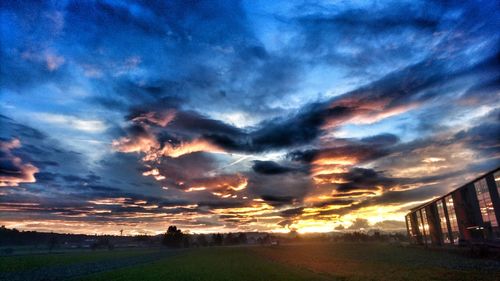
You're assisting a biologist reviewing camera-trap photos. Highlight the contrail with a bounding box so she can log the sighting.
[208,155,252,174]
[67,138,112,144]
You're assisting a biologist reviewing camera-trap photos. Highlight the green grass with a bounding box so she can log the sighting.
[77,247,329,281]
[3,243,499,281]
[251,243,500,281]
[0,248,156,272]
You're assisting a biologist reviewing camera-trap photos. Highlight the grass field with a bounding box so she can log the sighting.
[1,243,499,281]
[251,243,500,281]
[0,248,156,273]
[78,247,326,281]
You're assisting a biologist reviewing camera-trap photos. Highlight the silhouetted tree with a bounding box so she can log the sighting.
[211,233,223,246]
[196,234,208,247]
[224,233,236,245]
[237,233,247,244]
[162,226,184,248]
[257,234,271,245]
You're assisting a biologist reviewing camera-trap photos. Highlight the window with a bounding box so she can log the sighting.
[421,208,431,244]
[474,178,498,227]
[494,171,500,197]
[415,211,425,243]
[445,195,459,243]
[436,200,451,243]
[406,215,414,237]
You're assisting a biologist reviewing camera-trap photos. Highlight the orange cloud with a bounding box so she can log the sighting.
[0,139,38,187]
[112,134,159,155]
[159,138,223,158]
[142,168,166,181]
[190,174,248,194]
[313,155,357,166]
[313,174,349,185]
[88,197,129,205]
[113,133,223,162]
[311,164,349,176]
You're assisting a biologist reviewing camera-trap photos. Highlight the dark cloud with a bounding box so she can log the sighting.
[252,160,296,175]
[334,168,397,193]
[360,133,400,146]
[280,207,305,217]
[310,199,354,208]
[34,172,58,183]
[453,110,500,157]
[169,111,244,137]
[293,3,441,70]
[204,102,335,152]
[288,133,399,164]
[460,76,500,105]
[260,195,295,205]
[248,171,312,207]
[332,191,377,198]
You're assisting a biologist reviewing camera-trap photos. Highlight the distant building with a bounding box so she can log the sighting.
[406,167,500,246]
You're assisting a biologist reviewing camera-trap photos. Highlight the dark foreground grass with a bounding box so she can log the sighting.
[3,243,500,281]
[77,247,328,281]
[251,243,500,281]
[0,248,156,273]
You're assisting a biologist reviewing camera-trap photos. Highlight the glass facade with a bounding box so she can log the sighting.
[495,171,500,196]
[421,209,431,244]
[406,170,500,246]
[416,210,425,243]
[436,200,451,243]
[445,195,459,243]
[406,215,414,237]
[474,178,498,227]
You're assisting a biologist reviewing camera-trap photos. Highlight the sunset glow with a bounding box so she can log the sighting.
[0,0,499,236]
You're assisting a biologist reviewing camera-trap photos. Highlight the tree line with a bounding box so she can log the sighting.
[161,225,249,248]
[0,225,408,254]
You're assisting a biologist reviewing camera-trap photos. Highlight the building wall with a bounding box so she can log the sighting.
[406,168,500,246]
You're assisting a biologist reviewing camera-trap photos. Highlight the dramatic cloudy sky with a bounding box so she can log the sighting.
[1,0,499,235]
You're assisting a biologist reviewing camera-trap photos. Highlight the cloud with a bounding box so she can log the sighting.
[333,168,398,193]
[0,139,38,187]
[131,110,176,127]
[334,224,345,231]
[115,46,498,160]
[453,110,500,157]
[372,220,406,230]
[347,218,370,230]
[252,160,296,175]
[1,0,499,234]
[248,171,312,207]
[34,113,107,133]
[260,195,296,206]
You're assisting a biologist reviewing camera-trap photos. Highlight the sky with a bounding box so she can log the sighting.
[0,0,499,235]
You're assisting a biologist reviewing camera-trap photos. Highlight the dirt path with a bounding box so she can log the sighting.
[0,250,180,281]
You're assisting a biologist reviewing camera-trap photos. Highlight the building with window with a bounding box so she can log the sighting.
[406,167,500,246]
